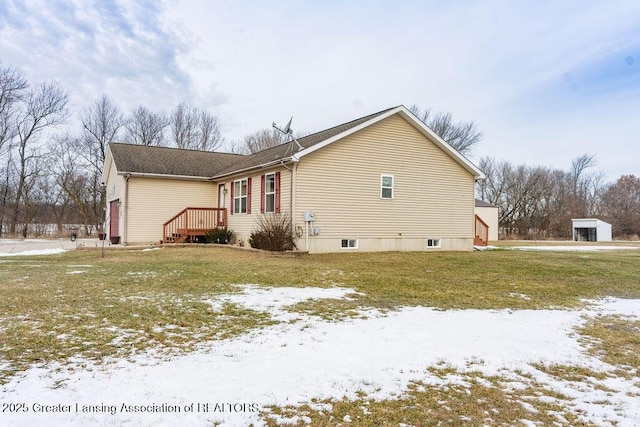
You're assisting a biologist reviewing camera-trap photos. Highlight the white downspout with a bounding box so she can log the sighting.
[124,173,131,244]
[280,161,298,249]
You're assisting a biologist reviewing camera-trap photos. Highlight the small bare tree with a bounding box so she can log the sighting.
[126,106,169,146]
[409,105,483,156]
[50,134,93,234]
[170,102,223,151]
[242,128,289,154]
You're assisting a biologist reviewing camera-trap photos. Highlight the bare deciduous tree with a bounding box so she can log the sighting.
[601,175,640,238]
[409,105,483,156]
[0,62,28,235]
[50,134,93,234]
[126,106,169,146]
[477,154,611,239]
[10,81,69,234]
[242,128,289,154]
[78,95,125,231]
[0,63,28,149]
[170,102,223,151]
[80,95,125,167]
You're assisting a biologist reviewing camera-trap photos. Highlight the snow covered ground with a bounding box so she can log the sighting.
[1,285,639,426]
[0,239,75,256]
[510,245,639,251]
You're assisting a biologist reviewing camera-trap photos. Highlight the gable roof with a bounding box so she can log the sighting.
[106,105,485,181]
[107,143,242,179]
[212,106,398,177]
[213,105,484,180]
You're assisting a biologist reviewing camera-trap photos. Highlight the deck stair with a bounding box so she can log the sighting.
[163,207,227,244]
[474,214,489,246]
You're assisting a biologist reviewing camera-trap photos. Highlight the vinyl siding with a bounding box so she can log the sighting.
[126,178,216,244]
[225,166,292,245]
[295,114,475,252]
[104,157,125,238]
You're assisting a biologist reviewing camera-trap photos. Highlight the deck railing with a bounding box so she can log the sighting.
[474,214,489,246]
[163,207,227,244]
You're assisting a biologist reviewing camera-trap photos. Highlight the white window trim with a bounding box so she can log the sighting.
[340,239,358,249]
[234,178,248,214]
[264,172,276,214]
[426,238,441,248]
[381,174,394,199]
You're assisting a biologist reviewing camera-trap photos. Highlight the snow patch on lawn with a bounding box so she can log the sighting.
[0,248,67,257]
[204,284,360,320]
[2,287,640,426]
[510,245,639,251]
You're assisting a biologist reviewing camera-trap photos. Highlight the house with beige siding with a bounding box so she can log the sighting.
[101,105,487,253]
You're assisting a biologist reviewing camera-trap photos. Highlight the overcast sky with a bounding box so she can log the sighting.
[1,0,638,180]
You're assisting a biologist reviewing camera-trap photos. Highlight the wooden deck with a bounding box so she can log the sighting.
[474,214,489,246]
[163,207,227,244]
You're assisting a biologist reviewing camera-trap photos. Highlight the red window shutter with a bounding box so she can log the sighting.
[230,182,234,215]
[247,177,252,214]
[275,171,281,214]
[260,174,265,214]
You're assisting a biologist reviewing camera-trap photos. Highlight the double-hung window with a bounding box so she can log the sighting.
[233,179,248,214]
[264,173,276,213]
[261,172,280,214]
[381,174,394,199]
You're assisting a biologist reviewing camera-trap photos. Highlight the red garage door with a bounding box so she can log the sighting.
[110,200,119,237]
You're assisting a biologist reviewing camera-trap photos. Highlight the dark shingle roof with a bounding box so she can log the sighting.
[109,143,243,177]
[109,106,399,179]
[213,106,399,177]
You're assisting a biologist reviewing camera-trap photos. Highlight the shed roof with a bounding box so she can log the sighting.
[475,199,497,208]
[571,218,612,227]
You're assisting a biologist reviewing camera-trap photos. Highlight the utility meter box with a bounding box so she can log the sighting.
[304,210,315,222]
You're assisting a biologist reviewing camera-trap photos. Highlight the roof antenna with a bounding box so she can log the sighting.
[273,116,303,152]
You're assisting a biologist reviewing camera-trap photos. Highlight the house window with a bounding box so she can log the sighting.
[341,239,358,249]
[381,175,394,199]
[426,238,441,248]
[264,173,276,213]
[233,179,248,214]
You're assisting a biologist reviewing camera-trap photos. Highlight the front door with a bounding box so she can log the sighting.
[109,200,119,237]
[217,184,225,226]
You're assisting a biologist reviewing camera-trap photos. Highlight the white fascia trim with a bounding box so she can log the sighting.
[294,107,403,159]
[116,171,212,182]
[293,105,485,180]
[101,149,114,184]
[396,107,485,179]
[211,157,297,180]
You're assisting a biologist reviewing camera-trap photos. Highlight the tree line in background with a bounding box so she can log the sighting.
[0,62,638,239]
[478,156,640,239]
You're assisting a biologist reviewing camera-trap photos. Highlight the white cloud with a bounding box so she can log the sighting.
[0,0,638,178]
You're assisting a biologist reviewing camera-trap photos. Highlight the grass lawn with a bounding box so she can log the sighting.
[1,245,639,425]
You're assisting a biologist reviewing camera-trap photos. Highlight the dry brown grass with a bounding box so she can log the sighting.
[1,245,639,424]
